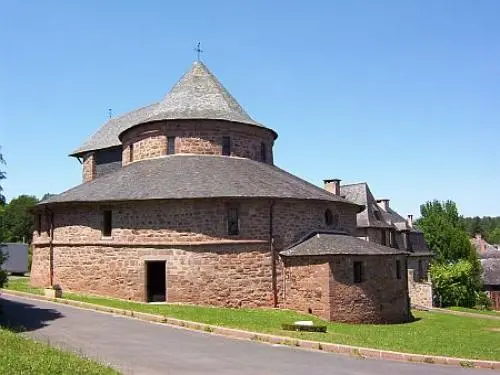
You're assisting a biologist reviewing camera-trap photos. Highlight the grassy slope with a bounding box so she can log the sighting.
[0,328,118,375]
[4,278,500,361]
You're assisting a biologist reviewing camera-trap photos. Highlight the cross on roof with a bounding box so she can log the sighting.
[194,42,203,61]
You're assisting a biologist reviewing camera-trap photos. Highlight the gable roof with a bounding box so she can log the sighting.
[340,183,393,229]
[71,61,275,157]
[39,155,362,207]
[280,231,407,256]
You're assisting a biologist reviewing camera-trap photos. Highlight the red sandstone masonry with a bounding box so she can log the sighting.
[82,153,95,182]
[120,120,275,166]
[30,198,368,319]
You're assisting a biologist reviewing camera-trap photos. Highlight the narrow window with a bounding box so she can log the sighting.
[129,144,134,162]
[36,214,42,235]
[381,230,387,246]
[325,209,333,226]
[227,207,239,235]
[353,261,363,283]
[167,136,175,155]
[396,260,401,279]
[102,210,112,237]
[260,142,267,162]
[418,260,424,281]
[222,136,231,156]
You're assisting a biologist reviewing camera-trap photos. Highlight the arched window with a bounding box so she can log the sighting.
[325,209,339,228]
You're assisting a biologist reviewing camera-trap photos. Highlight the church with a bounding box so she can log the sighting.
[31,60,415,323]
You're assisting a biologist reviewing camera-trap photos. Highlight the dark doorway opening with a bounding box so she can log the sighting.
[146,261,166,302]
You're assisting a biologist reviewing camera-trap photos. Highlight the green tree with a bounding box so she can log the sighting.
[417,200,483,307]
[0,146,5,205]
[488,227,500,245]
[2,195,39,243]
[417,200,474,262]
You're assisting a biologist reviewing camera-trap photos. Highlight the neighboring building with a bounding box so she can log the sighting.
[30,61,412,323]
[324,181,433,308]
[473,234,500,310]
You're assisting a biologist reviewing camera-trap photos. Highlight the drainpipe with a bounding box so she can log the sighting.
[46,207,54,287]
[269,200,277,307]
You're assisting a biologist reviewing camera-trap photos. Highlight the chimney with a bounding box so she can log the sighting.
[324,179,341,195]
[377,199,390,212]
[407,214,413,229]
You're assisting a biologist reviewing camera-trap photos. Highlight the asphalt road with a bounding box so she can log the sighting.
[0,294,491,375]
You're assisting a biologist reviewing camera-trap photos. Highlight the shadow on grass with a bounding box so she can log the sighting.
[0,297,63,332]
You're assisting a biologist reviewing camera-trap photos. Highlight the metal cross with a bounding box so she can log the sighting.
[108,108,112,119]
[194,42,203,61]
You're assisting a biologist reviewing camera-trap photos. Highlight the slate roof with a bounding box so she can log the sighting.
[280,231,407,256]
[70,103,158,156]
[340,183,393,228]
[71,61,275,156]
[481,257,500,286]
[39,155,362,206]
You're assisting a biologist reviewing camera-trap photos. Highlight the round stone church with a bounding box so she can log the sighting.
[31,61,410,323]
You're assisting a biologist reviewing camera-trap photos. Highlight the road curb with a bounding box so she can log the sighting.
[2,289,499,371]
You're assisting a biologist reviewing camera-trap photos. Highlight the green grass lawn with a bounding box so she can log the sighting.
[0,327,118,374]
[448,306,500,317]
[4,277,500,361]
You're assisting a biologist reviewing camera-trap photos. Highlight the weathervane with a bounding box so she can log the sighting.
[194,42,203,61]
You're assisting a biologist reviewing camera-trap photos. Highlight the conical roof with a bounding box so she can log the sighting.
[71,61,275,156]
[143,61,266,129]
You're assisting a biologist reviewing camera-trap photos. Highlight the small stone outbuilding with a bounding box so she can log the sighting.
[31,61,411,323]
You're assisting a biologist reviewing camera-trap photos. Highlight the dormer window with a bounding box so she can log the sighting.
[373,210,381,221]
[222,136,231,156]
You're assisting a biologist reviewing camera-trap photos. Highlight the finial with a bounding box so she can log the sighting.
[108,108,112,119]
[194,42,203,61]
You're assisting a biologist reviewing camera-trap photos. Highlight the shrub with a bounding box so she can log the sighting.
[0,245,7,289]
[430,260,481,308]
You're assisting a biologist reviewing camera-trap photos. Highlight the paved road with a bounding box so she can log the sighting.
[0,294,491,375]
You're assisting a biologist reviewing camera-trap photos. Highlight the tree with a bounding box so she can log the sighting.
[0,146,5,205]
[2,195,39,243]
[488,227,500,245]
[417,200,483,307]
[417,200,474,262]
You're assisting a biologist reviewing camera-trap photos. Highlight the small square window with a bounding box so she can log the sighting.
[396,260,402,279]
[167,136,175,155]
[102,210,112,237]
[227,207,239,235]
[353,261,363,283]
[222,136,231,156]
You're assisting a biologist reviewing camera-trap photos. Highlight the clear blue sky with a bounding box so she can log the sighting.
[1,0,499,217]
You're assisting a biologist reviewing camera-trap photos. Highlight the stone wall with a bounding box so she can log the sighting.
[31,199,357,248]
[121,120,275,166]
[281,256,331,320]
[30,198,362,317]
[329,255,410,323]
[407,269,433,308]
[82,153,95,182]
[31,243,274,307]
[282,254,410,323]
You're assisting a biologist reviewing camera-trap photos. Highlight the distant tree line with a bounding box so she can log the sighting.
[462,216,500,244]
